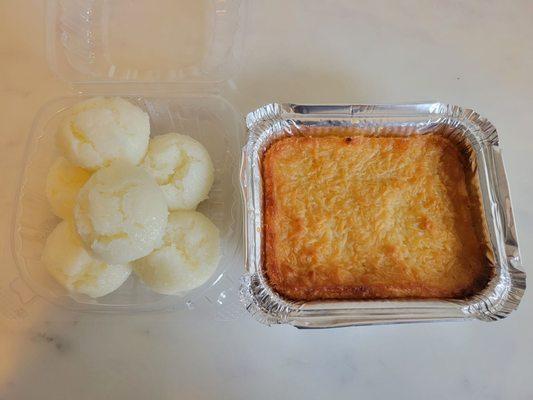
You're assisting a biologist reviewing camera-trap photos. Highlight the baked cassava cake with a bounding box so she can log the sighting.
[262,128,491,301]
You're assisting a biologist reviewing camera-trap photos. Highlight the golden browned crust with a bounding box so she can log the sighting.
[263,128,491,301]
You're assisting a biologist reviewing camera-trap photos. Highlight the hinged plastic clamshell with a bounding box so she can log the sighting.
[3,0,247,327]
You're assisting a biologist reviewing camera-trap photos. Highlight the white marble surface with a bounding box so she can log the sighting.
[1,1,533,399]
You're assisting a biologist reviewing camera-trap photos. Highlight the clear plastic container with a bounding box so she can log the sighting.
[3,0,246,322]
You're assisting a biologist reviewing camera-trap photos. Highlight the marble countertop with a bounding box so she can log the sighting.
[1,1,532,399]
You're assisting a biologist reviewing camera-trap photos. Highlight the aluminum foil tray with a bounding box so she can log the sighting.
[240,103,526,328]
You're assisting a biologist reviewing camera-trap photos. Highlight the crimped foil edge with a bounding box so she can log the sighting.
[241,102,525,328]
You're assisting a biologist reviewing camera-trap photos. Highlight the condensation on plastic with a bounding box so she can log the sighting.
[1,0,247,325]
[240,103,526,328]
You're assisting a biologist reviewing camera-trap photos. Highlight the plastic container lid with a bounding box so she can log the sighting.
[3,0,246,328]
[46,0,244,89]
